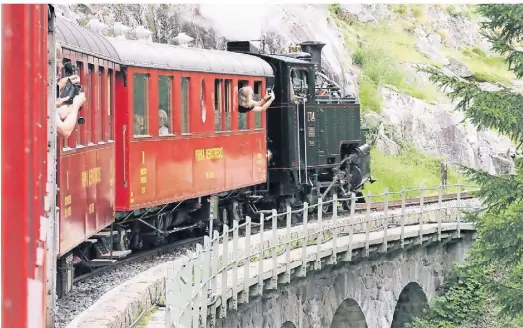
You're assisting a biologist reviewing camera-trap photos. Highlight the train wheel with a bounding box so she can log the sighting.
[321,192,333,215]
[56,252,74,298]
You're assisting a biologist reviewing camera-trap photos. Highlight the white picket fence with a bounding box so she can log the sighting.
[165,183,481,328]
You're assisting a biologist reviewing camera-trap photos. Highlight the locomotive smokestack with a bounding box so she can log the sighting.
[299,41,326,70]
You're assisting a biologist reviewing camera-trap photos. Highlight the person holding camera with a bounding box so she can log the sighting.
[238,85,275,113]
[55,42,86,138]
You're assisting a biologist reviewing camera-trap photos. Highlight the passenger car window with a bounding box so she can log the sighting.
[158,75,173,136]
[181,77,190,134]
[133,73,149,136]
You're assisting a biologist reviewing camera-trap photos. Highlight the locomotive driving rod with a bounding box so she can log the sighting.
[320,157,351,200]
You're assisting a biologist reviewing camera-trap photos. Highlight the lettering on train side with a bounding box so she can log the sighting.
[195,147,224,161]
[82,167,102,187]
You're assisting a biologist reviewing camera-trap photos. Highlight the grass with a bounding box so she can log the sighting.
[132,305,158,328]
[444,47,516,85]
[328,7,448,112]
[352,24,444,112]
[364,146,465,200]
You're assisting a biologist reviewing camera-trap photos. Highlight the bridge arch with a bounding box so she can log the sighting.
[391,282,428,328]
[330,298,368,328]
[281,321,296,328]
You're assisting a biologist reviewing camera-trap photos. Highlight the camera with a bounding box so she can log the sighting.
[60,61,82,105]
[60,61,85,125]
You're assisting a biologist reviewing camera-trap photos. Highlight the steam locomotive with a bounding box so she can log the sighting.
[53,15,373,296]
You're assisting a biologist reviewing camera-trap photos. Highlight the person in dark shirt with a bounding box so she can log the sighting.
[238,85,275,113]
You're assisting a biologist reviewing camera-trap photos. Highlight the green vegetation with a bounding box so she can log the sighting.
[365,146,462,200]
[132,305,158,328]
[444,46,516,85]
[329,3,516,109]
[341,22,444,112]
[409,4,523,327]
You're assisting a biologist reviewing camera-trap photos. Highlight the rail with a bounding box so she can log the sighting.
[165,183,481,328]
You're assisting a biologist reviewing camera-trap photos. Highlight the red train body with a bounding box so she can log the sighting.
[2,4,55,328]
[55,18,119,256]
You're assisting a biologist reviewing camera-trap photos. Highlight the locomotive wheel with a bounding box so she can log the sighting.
[320,191,333,215]
[338,192,352,212]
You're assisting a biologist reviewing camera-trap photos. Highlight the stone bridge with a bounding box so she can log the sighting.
[159,185,480,328]
[213,231,474,328]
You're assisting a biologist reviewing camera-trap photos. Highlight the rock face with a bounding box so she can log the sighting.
[57,3,516,174]
[379,88,515,175]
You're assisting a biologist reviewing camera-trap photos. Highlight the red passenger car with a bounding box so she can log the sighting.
[110,38,273,211]
[2,4,55,328]
[54,17,120,293]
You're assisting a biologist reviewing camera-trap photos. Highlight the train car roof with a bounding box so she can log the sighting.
[56,16,120,62]
[55,16,274,77]
[106,37,274,77]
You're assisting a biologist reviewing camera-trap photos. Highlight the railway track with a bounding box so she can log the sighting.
[72,236,203,285]
[72,191,474,285]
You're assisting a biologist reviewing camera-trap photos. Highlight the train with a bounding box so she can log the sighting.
[2,4,374,306]
[2,4,56,328]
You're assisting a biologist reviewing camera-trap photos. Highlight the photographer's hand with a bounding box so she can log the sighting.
[56,96,70,108]
[58,75,81,92]
[264,89,272,101]
[72,92,86,111]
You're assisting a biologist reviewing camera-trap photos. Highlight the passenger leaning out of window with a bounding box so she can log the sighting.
[55,42,86,138]
[238,85,275,114]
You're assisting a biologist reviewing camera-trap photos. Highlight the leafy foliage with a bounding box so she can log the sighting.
[411,4,523,327]
[407,262,489,328]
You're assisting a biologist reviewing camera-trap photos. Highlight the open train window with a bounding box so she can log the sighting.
[214,79,223,131]
[97,66,103,143]
[238,80,249,130]
[200,78,207,124]
[158,75,173,136]
[289,68,309,103]
[224,79,232,131]
[88,63,95,144]
[181,77,190,134]
[107,69,114,141]
[60,57,73,150]
[254,81,263,129]
[75,61,84,147]
[133,73,149,136]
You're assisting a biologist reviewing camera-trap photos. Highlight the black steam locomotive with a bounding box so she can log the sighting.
[226,40,374,219]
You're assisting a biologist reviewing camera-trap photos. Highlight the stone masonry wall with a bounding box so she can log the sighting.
[214,232,474,328]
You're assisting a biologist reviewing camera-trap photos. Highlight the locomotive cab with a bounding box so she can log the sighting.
[227,40,373,212]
